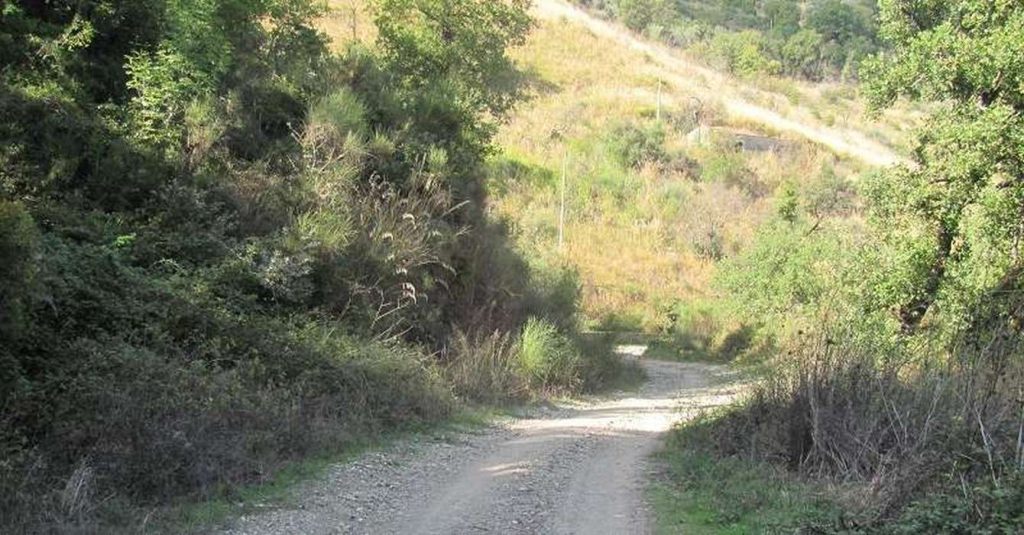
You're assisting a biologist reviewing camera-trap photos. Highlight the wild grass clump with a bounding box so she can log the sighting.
[443,329,527,404]
[518,317,583,393]
[443,323,644,403]
[680,305,1024,530]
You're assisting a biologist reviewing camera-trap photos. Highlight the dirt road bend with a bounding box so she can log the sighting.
[219,349,741,535]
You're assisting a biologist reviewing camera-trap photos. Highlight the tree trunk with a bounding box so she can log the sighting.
[897,222,955,333]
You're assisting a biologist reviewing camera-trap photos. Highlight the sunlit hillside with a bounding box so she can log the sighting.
[485,0,917,331]
[318,0,919,332]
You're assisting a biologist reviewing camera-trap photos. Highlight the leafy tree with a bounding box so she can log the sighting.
[808,0,872,44]
[862,1,1024,332]
[616,0,677,32]
[781,29,824,79]
[763,0,801,38]
[371,0,532,119]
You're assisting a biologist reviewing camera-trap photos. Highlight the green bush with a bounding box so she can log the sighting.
[705,30,781,78]
[0,0,621,532]
[0,201,38,339]
[887,473,1024,534]
[607,121,668,169]
[615,0,677,32]
[699,144,757,192]
[309,88,368,140]
[517,318,582,392]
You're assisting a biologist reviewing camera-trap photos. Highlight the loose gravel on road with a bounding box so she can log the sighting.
[219,348,743,535]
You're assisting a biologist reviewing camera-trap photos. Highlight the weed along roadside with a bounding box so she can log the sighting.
[3,0,1023,533]
[214,348,729,535]
[496,1,1024,532]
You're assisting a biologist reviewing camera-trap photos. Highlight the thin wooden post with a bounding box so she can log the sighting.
[656,79,662,122]
[559,151,568,251]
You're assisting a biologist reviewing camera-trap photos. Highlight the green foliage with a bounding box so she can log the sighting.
[517,317,582,392]
[717,221,855,332]
[652,417,843,534]
[780,29,825,79]
[371,0,532,118]
[310,88,368,139]
[775,180,799,222]
[615,0,677,32]
[590,0,880,81]
[704,30,781,78]
[607,121,668,168]
[802,164,854,220]
[763,0,800,38]
[0,201,38,339]
[861,0,1024,332]
[650,2,1024,531]
[699,143,757,193]
[0,0,631,531]
[887,473,1024,535]
[808,0,874,44]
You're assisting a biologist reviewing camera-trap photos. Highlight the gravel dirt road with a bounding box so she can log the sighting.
[219,348,741,535]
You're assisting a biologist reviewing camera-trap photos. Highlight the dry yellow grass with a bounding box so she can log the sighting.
[318,0,377,49]
[319,0,916,331]
[490,15,858,329]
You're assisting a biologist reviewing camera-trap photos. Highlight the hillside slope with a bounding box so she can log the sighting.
[487,0,914,331]
[532,0,905,167]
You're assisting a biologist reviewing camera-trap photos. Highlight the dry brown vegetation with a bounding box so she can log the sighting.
[488,5,894,332]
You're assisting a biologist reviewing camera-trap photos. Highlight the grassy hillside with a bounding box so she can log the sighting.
[489,1,1024,532]
[487,1,880,336]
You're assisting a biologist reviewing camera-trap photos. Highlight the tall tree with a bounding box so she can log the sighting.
[862,1,1024,332]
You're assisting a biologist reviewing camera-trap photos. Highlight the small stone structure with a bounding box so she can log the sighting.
[686,126,790,154]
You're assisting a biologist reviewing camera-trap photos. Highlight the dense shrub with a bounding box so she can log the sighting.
[578,0,879,82]
[607,121,668,168]
[695,312,1024,526]
[0,0,630,532]
[0,201,38,339]
[518,317,582,392]
[615,0,677,32]
[702,30,781,78]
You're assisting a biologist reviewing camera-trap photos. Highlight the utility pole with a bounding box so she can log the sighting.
[656,78,662,122]
[351,2,358,41]
[558,151,568,251]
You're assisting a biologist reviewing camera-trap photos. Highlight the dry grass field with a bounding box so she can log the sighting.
[320,0,918,331]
